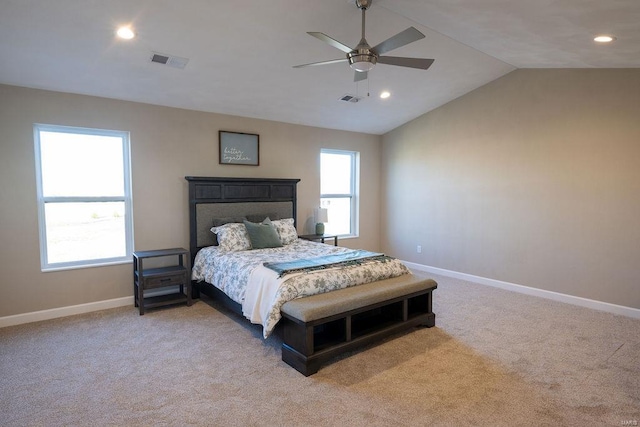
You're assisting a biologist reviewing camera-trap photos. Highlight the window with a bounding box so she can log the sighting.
[34,124,133,271]
[320,149,359,237]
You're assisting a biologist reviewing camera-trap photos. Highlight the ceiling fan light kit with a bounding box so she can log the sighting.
[349,51,377,72]
[294,0,434,81]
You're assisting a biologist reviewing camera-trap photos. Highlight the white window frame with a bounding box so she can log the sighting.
[34,124,134,271]
[320,149,359,238]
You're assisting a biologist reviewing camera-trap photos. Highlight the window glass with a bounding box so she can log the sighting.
[320,152,352,195]
[320,197,351,236]
[44,202,127,264]
[40,132,124,197]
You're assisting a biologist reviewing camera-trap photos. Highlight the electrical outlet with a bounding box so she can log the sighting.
[417,245,422,254]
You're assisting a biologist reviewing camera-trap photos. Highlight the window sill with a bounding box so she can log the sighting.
[336,234,359,240]
[42,258,132,273]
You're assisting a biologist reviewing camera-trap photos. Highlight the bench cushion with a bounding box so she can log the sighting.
[281,272,436,323]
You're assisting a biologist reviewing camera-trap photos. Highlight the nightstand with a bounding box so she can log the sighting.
[298,233,339,246]
[133,248,192,315]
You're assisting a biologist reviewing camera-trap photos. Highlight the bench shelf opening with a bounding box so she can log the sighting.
[408,293,431,319]
[313,318,347,351]
[351,301,404,340]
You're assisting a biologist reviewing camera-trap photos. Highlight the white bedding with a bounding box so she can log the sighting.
[192,239,409,337]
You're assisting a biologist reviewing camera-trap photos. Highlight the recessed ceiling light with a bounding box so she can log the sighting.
[116,26,135,40]
[380,91,391,99]
[594,35,616,43]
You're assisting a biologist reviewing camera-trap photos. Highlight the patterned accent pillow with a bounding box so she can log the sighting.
[211,223,251,252]
[272,218,298,245]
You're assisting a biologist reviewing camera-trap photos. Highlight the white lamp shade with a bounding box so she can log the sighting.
[315,207,328,223]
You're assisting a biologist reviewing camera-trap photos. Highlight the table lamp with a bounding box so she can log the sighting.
[315,207,328,235]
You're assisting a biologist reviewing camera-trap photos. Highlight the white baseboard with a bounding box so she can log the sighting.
[403,261,640,320]
[3,267,638,328]
[0,296,134,328]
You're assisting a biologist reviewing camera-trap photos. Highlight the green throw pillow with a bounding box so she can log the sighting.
[243,218,283,249]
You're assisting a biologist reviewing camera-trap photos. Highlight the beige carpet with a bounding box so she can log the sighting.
[1,274,638,426]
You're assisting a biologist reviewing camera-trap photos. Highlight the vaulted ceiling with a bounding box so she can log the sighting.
[1,0,637,134]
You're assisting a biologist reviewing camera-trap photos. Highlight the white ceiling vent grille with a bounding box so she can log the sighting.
[150,52,189,69]
[339,94,362,103]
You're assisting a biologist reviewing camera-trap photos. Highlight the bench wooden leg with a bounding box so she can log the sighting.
[421,291,435,327]
[281,345,320,376]
[420,312,436,327]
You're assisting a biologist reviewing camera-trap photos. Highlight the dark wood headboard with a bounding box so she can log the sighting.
[185,176,301,266]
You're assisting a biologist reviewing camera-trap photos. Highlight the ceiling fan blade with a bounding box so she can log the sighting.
[354,71,368,82]
[372,27,425,56]
[307,32,353,53]
[293,58,348,68]
[378,56,434,70]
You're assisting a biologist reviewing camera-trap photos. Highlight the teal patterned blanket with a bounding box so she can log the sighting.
[263,250,393,277]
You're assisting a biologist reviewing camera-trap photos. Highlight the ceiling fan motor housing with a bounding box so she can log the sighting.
[348,37,377,72]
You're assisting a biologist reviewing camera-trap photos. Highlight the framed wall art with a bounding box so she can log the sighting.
[219,131,259,166]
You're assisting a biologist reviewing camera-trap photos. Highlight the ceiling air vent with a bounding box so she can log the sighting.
[339,94,361,103]
[150,52,189,69]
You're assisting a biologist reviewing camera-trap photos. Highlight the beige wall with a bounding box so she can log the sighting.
[382,69,640,309]
[0,84,381,317]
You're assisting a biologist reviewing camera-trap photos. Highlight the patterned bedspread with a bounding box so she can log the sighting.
[192,239,410,337]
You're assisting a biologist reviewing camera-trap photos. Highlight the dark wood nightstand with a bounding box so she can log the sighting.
[298,233,339,246]
[133,248,192,315]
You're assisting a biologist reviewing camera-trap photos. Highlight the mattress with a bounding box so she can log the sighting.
[192,239,409,337]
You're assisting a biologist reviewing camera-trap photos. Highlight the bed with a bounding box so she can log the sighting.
[186,176,436,375]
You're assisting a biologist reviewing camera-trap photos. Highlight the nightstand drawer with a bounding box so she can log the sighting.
[144,272,186,289]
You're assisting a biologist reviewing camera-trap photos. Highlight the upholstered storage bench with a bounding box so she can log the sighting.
[280,272,437,376]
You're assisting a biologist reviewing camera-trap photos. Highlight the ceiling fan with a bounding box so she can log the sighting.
[293,0,434,82]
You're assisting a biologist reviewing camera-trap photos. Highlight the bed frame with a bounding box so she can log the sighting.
[186,176,300,301]
[185,176,436,375]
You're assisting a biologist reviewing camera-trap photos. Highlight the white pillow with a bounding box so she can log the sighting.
[272,218,298,245]
[211,223,251,252]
